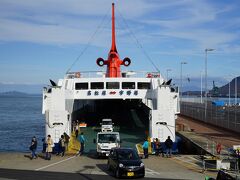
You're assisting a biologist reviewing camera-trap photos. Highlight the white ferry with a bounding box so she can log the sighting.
[42,3,180,144]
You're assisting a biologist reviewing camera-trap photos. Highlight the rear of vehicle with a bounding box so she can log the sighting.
[101,119,113,132]
[96,132,120,157]
[108,148,145,178]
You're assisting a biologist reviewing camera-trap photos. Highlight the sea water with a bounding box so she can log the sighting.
[0,95,44,152]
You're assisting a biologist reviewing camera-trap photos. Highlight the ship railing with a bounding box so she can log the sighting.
[65,71,161,79]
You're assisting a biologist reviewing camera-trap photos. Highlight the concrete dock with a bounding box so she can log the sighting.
[0,152,208,180]
[2,115,240,179]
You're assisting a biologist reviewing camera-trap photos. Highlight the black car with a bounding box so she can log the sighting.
[107,148,145,178]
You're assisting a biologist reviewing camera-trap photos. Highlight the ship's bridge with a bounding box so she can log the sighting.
[60,71,163,100]
[56,71,164,100]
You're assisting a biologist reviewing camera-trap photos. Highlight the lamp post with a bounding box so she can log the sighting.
[200,70,203,103]
[166,69,172,81]
[235,76,237,105]
[229,79,231,106]
[204,48,214,122]
[180,62,187,101]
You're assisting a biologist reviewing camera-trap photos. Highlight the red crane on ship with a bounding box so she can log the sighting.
[96,3,131,78]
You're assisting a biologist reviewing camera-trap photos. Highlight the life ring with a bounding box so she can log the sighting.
[147,73,152,78]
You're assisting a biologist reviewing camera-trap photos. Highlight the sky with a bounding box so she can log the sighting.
[0,0,240,93]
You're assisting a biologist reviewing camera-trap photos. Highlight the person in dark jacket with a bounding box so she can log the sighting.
[58,135,65,157]
[165,136,173,158]
[29,136,37,160]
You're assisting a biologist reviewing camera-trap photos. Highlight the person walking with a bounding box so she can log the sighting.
[45,135,54,160]
[63,132,70,151]
[59,135,65,157]
[75,120,79,139]
[142,139,149,159]
[76,132,85,156]
[57,135,65,157]
[154,138,164,157]
[216,142,222,155]
[165,136,173,158]
[29,136,37,159]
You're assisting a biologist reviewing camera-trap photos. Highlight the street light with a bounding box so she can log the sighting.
[229,78,231,106]
[228,74,237,106]
[180,61,187,101]
[166,69,172,81]
[200,70,203,103]
[235,76,237,105]
[204,48,214,122]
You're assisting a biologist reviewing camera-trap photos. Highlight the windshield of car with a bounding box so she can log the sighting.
[117,149,139,160]
[98,134,119,143]
[102,121,112,125]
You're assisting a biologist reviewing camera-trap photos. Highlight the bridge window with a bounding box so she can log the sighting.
[122,82,135,89]
[91,82,104,89]
[137,82,150,89]
[75,83,88,90]
[106,82,119,89]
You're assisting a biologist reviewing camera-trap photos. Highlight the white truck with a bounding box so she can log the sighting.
[94,131,120,157]
[100,119,114,132]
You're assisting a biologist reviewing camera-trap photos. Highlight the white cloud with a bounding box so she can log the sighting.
[0,0,239,54]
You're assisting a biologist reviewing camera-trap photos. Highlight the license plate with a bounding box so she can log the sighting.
[127,172,134,177]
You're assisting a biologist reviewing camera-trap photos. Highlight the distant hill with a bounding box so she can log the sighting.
[217,76,240,97]
[183,76,240,97]
[0,91,40,97]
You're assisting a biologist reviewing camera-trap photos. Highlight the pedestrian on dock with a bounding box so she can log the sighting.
[75,120,79,139]
[45,135,54,160]
[165,136,173,158]
[216,142,222,155]
[41,138,46,153]
[58,135,65,157]
[76,132,85,156]
[63,132,70,151]
[29,136,37,160]
[142,139,149,159]
[155,138,164,157]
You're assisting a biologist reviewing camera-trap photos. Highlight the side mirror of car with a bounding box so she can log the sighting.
[93,139,96,143]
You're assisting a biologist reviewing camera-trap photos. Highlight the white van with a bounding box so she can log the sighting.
[95,131,120,157]
[100,119,114,132]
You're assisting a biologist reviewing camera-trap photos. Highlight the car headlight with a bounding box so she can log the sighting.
[140,163,144,167]
[119,163,124,168]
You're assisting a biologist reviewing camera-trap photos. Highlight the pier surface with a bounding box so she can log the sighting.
[2,115,239,179]
[177,115,240,155]
[0,152,207,179]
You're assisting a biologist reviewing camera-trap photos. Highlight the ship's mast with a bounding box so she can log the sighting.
[111,3,117,53]
[96,3,131,77]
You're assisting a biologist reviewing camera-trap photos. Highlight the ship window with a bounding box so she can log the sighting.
[106,82,119,89]
[75,83,88,90]
[91,82,104,89]
[122,82,135,89]
[137,82,150,89]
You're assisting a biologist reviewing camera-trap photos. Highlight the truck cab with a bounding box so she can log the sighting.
[100,119,114,132]
[95,131,120,157]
